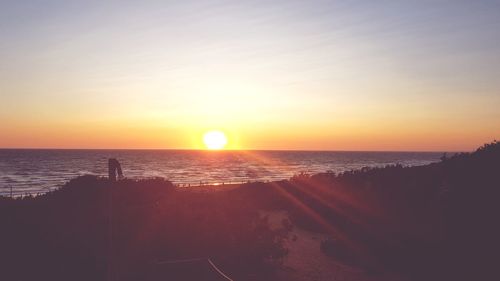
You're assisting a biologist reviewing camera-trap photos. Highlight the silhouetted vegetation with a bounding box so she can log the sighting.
[0,177,289,281]
[214,141,500,280]
[1,141,499,281]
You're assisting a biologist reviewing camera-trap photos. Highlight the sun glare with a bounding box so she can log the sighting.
[203,130,228,150]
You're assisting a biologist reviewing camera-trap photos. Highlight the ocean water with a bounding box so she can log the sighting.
[0,149,443,196]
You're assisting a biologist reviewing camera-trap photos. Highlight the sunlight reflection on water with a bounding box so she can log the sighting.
[0,149,442,196]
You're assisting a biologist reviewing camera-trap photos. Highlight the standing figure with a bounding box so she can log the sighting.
[108,158,123,181]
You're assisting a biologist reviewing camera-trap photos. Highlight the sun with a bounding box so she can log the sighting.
[203,130,228,150]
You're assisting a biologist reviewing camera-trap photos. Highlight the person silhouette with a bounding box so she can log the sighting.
[108,158,123,181]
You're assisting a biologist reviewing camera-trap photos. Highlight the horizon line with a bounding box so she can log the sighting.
[0,147,465,153]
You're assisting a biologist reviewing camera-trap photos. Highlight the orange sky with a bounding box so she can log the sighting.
[1,117,496,151]
[1,1,499,151]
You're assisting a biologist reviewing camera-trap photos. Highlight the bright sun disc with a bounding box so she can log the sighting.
[203,131,227,150]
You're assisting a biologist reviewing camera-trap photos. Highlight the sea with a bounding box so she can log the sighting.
[0,149,443,196]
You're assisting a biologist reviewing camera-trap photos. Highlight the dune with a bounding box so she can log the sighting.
[1,141,499,281]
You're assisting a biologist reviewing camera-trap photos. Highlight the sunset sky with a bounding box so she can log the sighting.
[1,0,499,151]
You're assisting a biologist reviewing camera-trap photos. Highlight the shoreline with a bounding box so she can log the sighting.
[0,149,443,195]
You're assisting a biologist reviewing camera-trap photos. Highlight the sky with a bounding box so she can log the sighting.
[1,0,499,151]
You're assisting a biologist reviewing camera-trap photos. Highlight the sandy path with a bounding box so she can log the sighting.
[264,211,405,281]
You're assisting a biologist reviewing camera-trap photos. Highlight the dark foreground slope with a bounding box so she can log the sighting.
[1,141,499,281]
[231,141,500,281]
[0,177,289,281]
